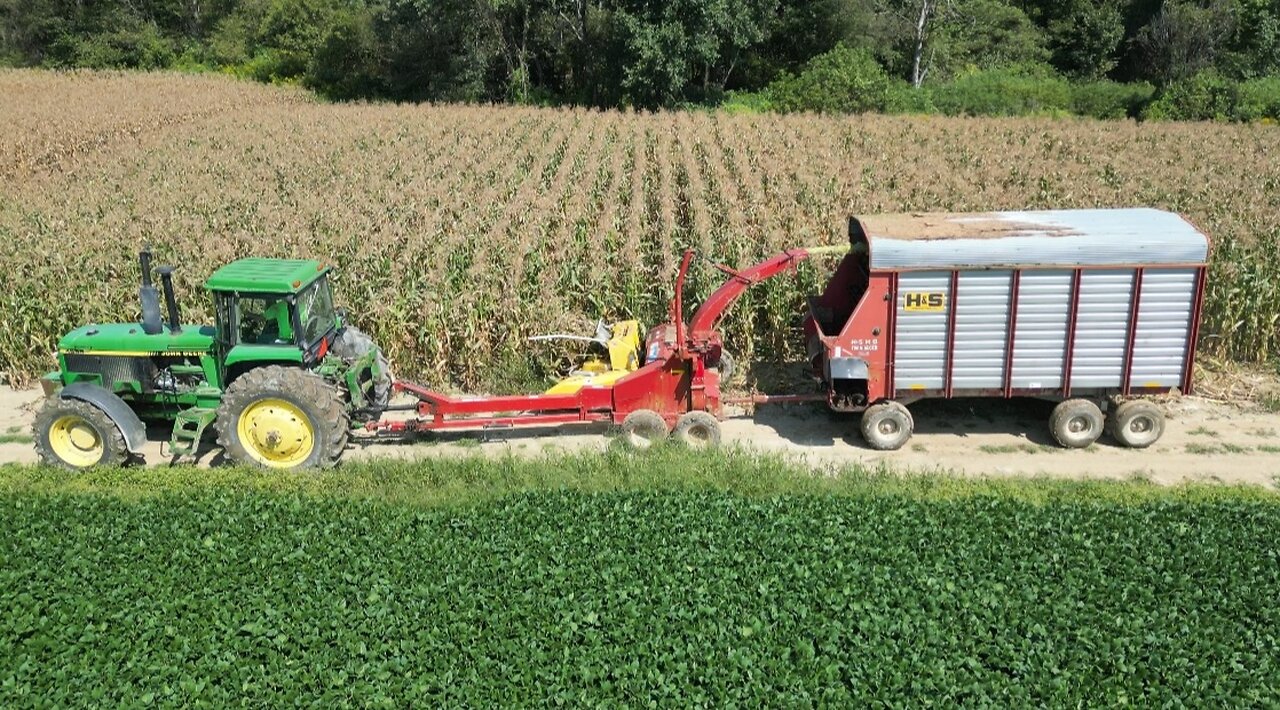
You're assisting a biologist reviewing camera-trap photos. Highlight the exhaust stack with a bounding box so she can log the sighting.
[138,248,163,335]
[157,266,182,334]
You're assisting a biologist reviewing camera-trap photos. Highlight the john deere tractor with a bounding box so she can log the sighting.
[34,249,389,470]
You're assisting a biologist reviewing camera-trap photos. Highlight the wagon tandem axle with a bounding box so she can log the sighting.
[34,208,1208,470]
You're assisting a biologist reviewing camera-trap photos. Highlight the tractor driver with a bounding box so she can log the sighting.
[238,297,295,345]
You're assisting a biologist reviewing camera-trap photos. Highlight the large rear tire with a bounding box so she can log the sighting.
[216,366,349,470]
[860,401,913,451]
[33,398,129,470]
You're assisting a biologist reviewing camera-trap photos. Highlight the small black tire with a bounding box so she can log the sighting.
[33,398,129,470]
[216,366,349,470]
[619,409,668,450]
[673,411,722,449]
[717,350,736,384]
[1109,400,1165,448]
[1049,399,1104,449]
[860,401,913,451]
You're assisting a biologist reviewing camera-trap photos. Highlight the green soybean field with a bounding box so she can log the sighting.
[2,451,1278,705]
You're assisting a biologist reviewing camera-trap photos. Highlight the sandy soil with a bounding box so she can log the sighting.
[2,385,1278,487]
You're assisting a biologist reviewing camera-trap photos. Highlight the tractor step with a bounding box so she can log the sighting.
[170,407,217,458]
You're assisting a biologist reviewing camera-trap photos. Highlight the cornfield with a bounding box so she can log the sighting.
[2,69,1278,389]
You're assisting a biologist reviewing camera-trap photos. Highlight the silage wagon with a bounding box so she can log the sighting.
[800,208,1209,449]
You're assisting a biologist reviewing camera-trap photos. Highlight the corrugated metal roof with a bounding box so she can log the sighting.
[855,208,1209,270]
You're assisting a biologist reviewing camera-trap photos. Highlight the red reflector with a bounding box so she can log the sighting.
[317,337,329,359]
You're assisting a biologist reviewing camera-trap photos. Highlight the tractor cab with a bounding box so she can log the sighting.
[204,258,341,372]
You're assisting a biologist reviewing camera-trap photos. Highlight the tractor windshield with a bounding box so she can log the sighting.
[297,277,337,346]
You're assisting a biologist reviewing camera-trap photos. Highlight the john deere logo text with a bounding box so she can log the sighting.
[904,292,946,312]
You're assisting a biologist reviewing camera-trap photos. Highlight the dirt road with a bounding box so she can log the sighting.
[3,386,1278,487]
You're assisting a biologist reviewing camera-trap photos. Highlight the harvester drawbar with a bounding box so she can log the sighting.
[34,208,1209,471]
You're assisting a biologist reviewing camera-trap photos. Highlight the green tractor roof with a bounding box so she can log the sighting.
[204,258,330,294]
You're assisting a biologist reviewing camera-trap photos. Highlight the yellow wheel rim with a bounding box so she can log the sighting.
[48,414,104,467]
[236,398,315,468]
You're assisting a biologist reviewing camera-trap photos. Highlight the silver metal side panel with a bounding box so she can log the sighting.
[892,265,1197,395]
[1010,270,1074,389]
[893,271,951,390]
[1069,270,1135,388]
[1130,268,1197,387]
[951,270,1012,389]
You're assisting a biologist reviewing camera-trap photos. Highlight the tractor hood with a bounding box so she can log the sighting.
[59,323,217,356]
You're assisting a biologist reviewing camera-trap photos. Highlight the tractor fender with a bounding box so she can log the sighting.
[59,383,148,453]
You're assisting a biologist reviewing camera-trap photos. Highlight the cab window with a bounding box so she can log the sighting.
[238,297,294,345]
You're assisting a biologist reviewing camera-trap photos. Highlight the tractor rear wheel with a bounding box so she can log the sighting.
[1109,400,1165,448]
[216,366,349,470]
[673,411,722,449]
[861,401,913,450]
[619,409,668,450]
[33,398,128,470]
[1049,399,1104,449]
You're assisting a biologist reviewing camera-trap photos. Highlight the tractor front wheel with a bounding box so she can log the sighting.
[216,366,349,470]
[33,398,129,470]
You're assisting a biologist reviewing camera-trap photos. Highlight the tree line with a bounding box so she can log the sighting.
[2,0,1278,110]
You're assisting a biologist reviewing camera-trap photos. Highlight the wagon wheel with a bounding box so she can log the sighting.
[860,401,913,451]
[1109,400,1165,448]
[1049,399,1104,449]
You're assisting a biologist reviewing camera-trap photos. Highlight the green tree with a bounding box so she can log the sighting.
[1133,0,1237,83]
[1045,1,1124,78]
[610,0,777,106]
[1223,0,1280,77]
[767,43,892,112]
[306,8,381,99]
[932,0,1049,76]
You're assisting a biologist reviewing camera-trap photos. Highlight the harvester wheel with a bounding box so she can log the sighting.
[1049,399,1104,449]
[1109,400,1165,448]
[619,409,668,450]
[216,366,349,470]
[33,398,128,470]
[674,411,722,449]
[716,350,735,384]
[860,401,913,451]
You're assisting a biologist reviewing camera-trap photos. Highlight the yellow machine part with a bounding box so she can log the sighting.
[544,320,643,395]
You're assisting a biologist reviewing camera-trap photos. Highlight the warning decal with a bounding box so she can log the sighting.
[903,292,946,312]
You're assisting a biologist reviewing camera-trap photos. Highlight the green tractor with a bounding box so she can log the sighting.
[34,249,390,470]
